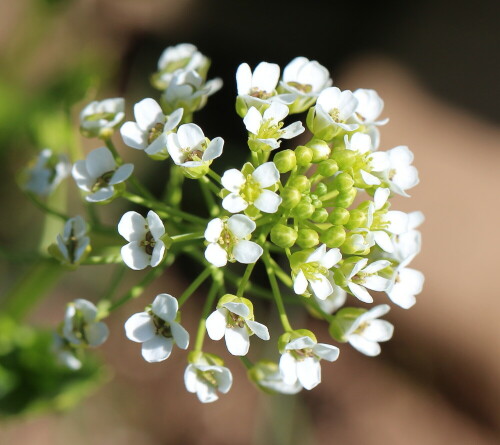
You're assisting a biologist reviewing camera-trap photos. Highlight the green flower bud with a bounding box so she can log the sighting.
[270,224,298,248]
[333,172,354,192]
[295,146,313,166]
[334,188,357,208]
[328,207,350,225]
[311,208,328,223]
[296,228,319,248]
[317,159,339,177]
[273,149,296,173]
[280,187,302,209]
[320,225,346,248]
[315,182,328,197]
[345,209,367,229]
[312,198,323,208]
[292,201,315,219]
[331,149,357,170]
[288,175,310,192]
[306,139,331,162]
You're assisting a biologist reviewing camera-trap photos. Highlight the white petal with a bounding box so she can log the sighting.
[374,231,394,253]
[225,327,250,356]
[283,57,308,83]
[309,274,333,300]
[227,214,255,238]
[233,240,263,264]
[254,190,282,213]
[177,123,204,148]
[86,187,114,203]
[252,162,280,188]
[389,146,413,166]
[141,335,173,362]
[118,211,146,242]
[150,242,165,267]
[293,270,308,295]
[388,285,417,309]
[363,275,391,292]
[215,367,233,393]
[362,320,394,342]
[86,147,116,179]
[109,163,134,185]
[196,380,218,403]
[386,211,409,235]
[348,335,381,357]
[221,166,245,191]
[205,243,227,267]
[152,293,178,323]
[206,309,227,340]
[134,98,164,131]
[84,322,109,347]
[317,87,341,112]
[223,302,250,318]
[348,258,369,279]
[243,107,263,135]
[124,312,155,343]
[369,152,390,172]
[296,357,321,390]
[279,353,298,385]
[171,322,189,349]
[71,161,92,190]
[166,133,183,164]
[204,218,223,243]
[120,122,147,150]
[280,121,305,139]
[348,282,373,303]
[236,63,252,95]
[362,260,391,274]
[320,247,342,269]
[374,188,390,210]
[202,137,224,161]
[313,343,340,362]
[222,193,248,213]
[408,211,425,230]
[252,62,280,92]
[246,320,270,340]
[307,244,327,263]
[287,336,316,350]
[184,365,198,393]
[147,211,165,240]
[360,170,381,185]
[121,242,150,270]
[164,108,184,131]
[263,102,288,122]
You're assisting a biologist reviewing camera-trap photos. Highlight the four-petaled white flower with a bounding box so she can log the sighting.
[124,293,189,362]
[22,148,71,196]
[369,146,419,197]
[63,299,109,347]
[206,298,270,356]
[391,210,424,262]
[293,244,342,300]
[250,360,302,395]
[120,98,183,158]
[204,215,263,267]
[221,162,282,214]
[346,259,392,303]
[387,256,424,309]
[80,98,125,138]
[353,88,389,126]
[279,336,339,390]
[167,123,224,168]
[56,215,90,264]
[244,102,304,152]
[184,358,233,403]
[72,147,134,202]
[118,210,166,270]
[344,304,394,356]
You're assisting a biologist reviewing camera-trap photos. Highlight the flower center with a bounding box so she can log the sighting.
[226,311,246,329]
[92,170,115,192]
[291,347,315,361]
[301,262,328,281]
[249,87,273,100]
[198,369,218,387]
[147,122,165,145]
[240,175,262,204]
[287,81,313,93]
[141,231,156,255]
[151,313,173,338]
[258,119,284,140]
[182,141,207,163]
[353,321,369,335]
[70,310,88,343]
[328,108,344,123]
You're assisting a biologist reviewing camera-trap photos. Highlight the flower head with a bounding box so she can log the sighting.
[118,210,166,270]
[206,296,270,356]
[80,98,125,139]
[55,215,90,265]
[72,147,134,202]
[124,293,189,362]
[62,299,109,348]
[120,98,183,159]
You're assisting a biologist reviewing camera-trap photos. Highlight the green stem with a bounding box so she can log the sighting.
[301,296,333,322]
[237,262,256,298]
[207,168,221,184]
[102,265,126,302]
[171,232,204,244]
[268,256,293,287]
[26,192,69,221]
[198,177,220,217]
[240,356,253,370]
[104,137,123,164]
[178,266,212,307]
[164,165,184,207]
[194,274,220,351]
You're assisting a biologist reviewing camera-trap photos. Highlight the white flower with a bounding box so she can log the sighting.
[184,358,233,403]
[250,360,302,395]
[204,215,263,267]
[56,215,90,264]
[244,102,304,152]
[344,132,373,154]
[279,336,339,390]
[293,244,342,300]
[63,299,109,347]
[346,259,392,303]
[391,210,424,262]
[387,258,424,309]
[120,98,183,158]
[80,98,125,138]
[344,304,394,356]
[124,293,189,362]
[52,334,82,370]
[206,298,270,356]
[353,88,389,126]
[162,69,222,114]
[221,162,282,213]
[72,147,134,202]
[280,57,332,112]
[118,210,166,270]
[369,146,419,197]
[22,148,71,196]
[166,123,224,168]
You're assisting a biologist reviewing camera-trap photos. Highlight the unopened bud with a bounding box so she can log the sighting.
[288,175,310,192]
[306,139,331,162]
[345,209,367,229]
[311,208,328,223]
[331,150,356,170]
[296,228,319,249]
[315,183,328,196]
[293,200,315,219]
[333,172,354,192]
[270,224,298,248]
[334,188,357,208]
[295,146,313,166]
[317,159,339,177]
[280,187,302,209]
[274,150,296,173]
[320,225,346,248]
[328,207,350,225]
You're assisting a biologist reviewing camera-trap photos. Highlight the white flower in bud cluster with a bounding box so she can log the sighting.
[204,215,263,267]
[63,299,109,348]
[72,147,134,202]
[244,102,305,152]
[314,87,360,132]
[22,148,71,196]
[346,259,392,303]
[387,256,424,309]
[120,98,183,158]
[343,304,394,356]
[294,244,342,300]
[56,215,90,264]
[118,210,166,270]
[80,98,125,138]
[124,294,189,362]
[353,88,389,126]
[184,358,233,403]
[279,336,339,390]
[221,162,282,214]
[206,300,269,356]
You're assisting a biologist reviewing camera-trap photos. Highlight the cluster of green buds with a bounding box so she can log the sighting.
[17,44,423,404]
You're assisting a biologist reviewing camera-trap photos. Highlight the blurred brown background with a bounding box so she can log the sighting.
[0,0,499,444]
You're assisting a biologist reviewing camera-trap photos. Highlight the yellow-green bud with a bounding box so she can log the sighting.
[331,149,357,169]
[345,209,367,229]
[328,207,350,225]
[281,187,302,209]
[320,225,346,248]
[311,208,328,223]
[315,183,328,196]
[296,228,319,248]
[295,146,313,166]
[306,139,331,162]
[317,159,339,177]
[288,175,310,192]
[333,172,354,192]
[270,224,298,248]
[334,188,357,208]
[293,200,315,219]
[274,149,296,173]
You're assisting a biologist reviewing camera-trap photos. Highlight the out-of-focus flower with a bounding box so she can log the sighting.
[62,299,109,347]
[80,98,125,139]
